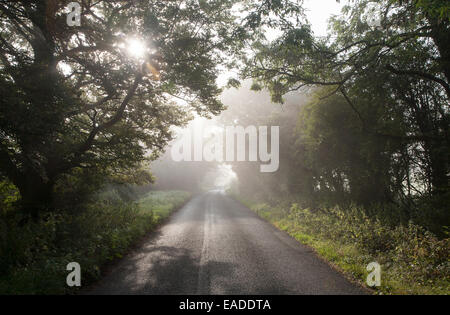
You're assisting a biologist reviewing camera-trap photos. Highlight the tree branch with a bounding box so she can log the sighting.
[386,64,450,99]
[77,73,143,156]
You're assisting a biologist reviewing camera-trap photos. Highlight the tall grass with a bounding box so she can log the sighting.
[138,190,192,221]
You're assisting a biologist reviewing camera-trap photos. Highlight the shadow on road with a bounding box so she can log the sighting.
[86,243,236,294]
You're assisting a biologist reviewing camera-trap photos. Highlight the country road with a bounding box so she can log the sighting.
[86,190,367,295]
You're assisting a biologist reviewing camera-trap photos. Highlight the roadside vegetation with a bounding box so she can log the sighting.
[0,190,191,294]
[234,195,449,295]
[138,190,192,222]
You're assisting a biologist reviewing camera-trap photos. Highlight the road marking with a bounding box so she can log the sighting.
[197,194,212,294]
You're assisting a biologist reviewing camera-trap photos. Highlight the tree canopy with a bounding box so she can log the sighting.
[246,0,449,196]
[0,0,303,214]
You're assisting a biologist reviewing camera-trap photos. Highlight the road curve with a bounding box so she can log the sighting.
[86,190,367,295]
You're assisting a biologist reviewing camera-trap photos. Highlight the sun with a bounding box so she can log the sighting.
[126,38,146,58]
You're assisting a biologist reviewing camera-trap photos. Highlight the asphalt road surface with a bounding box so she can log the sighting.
[87,190,367,295]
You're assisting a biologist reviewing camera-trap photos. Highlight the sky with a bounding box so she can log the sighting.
[303,0,345,37]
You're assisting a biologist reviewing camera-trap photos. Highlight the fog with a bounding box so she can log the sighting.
[149,81,310,194]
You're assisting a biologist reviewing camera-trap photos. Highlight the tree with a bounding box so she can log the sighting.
[246,0,449,196]
[0,0,302,216]
[296,86,404,205]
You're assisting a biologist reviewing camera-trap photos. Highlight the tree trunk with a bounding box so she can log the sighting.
[428,17,450,84]
[428,142,449,195]
[17,175,55,219]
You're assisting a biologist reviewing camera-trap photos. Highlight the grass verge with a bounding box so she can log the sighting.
[233,194,449,295]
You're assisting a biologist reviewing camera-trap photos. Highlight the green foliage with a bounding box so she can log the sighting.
[226,78,241,89]
[0,190,191,294]
[0,0,301,214]
[294,87,405,205]
[247,0,449,199]
[408,0,450,20]
[0,179,19,214]
[138,190,192,221]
